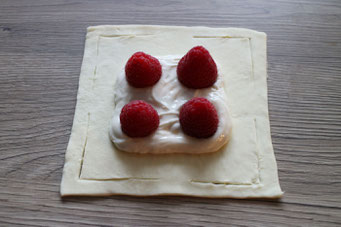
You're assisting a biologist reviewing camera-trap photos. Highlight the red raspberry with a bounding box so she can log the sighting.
[177,46,217,89]
[120,100,159,137]
[125,52,162,88]
[179,97,219,138]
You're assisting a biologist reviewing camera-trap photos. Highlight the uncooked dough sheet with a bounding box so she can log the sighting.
[60,25,283,198]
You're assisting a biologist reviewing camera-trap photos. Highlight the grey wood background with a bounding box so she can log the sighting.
[0,0,340,226]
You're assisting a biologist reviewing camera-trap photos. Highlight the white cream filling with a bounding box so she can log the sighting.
[109,55,232,154]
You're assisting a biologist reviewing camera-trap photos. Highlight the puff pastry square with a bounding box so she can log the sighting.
[60,25,283,198]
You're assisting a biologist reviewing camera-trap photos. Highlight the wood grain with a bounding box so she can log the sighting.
[0,0,340,226]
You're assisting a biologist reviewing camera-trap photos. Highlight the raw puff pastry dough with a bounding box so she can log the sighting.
[61,25,283,198]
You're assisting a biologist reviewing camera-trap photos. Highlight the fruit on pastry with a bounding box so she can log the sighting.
[177,46,217,89]
[125,52,162,88]
[120,100,159,137]
[179,97,218,138]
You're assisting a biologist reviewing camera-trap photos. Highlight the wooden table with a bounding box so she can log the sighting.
[1,0,340,226]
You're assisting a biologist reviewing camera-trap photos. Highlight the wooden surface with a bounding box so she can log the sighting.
[0,0,340,226]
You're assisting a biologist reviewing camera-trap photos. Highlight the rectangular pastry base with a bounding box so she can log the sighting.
[60,25,283,198]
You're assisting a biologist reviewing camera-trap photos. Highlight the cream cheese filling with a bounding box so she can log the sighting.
[110,55,232,154]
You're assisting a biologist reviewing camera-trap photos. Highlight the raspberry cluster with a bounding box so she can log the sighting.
[120,47,219,138]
